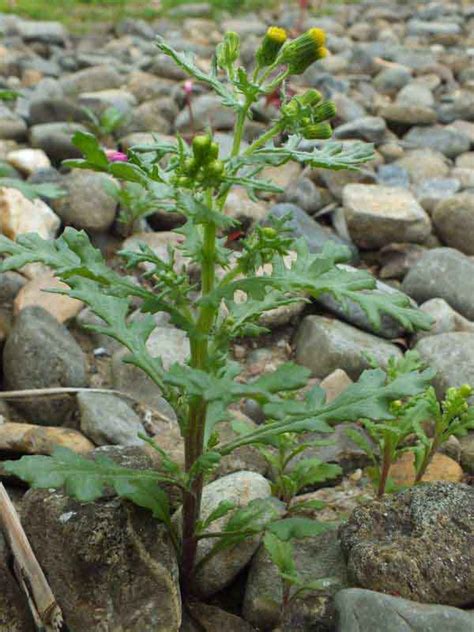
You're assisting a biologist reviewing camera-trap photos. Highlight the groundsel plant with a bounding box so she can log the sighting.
[0,27,434,599]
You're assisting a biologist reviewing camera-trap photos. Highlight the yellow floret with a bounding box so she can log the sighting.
[267,26,287,45]
[308,27,326,48]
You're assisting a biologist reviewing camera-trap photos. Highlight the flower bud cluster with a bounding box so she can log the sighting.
[281,89,337,139]
[277,27,328,75]
[176,134,224,188]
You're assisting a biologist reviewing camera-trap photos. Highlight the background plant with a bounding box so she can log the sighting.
[346,351,473,496]
[0,26,433,602]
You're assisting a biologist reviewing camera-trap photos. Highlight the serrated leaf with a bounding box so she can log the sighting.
[199,500,236,531]
[268,517,333,540]
[70,131,109,169]
[0,178,66,200]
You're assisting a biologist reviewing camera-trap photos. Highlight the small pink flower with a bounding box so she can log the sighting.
[184,79,194,96]
[105,149,128,163]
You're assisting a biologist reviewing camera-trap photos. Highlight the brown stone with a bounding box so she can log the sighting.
[390,451,463,486]
[14,271,83,322]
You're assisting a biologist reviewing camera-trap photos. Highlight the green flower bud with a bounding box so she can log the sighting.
[300,88,322,107]
[206,159,225,179]
[176,176,190,187]
[302,122,333,139]
[208,141,219,161]
[184,157,199,175]
[192,134,212,163]
[278,28,327,75]
[217,31,240,69]
[261,227,277,239]
[313,100,337,122]
[459,384,472,398]
[256,26,287,67]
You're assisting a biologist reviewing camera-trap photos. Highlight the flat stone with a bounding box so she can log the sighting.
[29,122,88,162]
[335,589,474,632]
[339,483,474,606]
[451,167,474,189]
[414,332,474,398]
[295,315,402,380]
[433,193,474,255]
[0,186,60,240]
[402,248,474,320]
[379,104,437,126]
[395,149,449,183]
[343,184,431,249]
[415,298,474,342]
[373,66,412,93]
[459,433,474,474]
[16,19,68,44]
[334,116,386,143]
[60,65,122,96]
[390,452,463,486]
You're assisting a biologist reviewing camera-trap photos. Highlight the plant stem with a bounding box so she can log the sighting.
[377,437,392,498]
[414,436,440,483]
[180,190,217,595]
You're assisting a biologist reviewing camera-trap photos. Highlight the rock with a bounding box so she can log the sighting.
[390,452,463,486]
[3,306,87,424]
[77,88,136,118]
[182,603,256,632]
[282,176,325,214]
[60,65,122,96]
[176,94,235,132]
[373,65,412,94]
[403,126,470,159]
[317,266,417,338]
[414,333,474,398]
[261,161,303,193]
[339,483,474,606]
[378,243,426,280]
[415,298,474,341]
[451,167,474,189]
[16,19,68,45]
[78,391,145,447]
[379,103,437,126]
[125,98,172,134]
[334,588,474,632]
[451,90,474,122]
[126,72,176,104]
[343,184,431,249]
[175,471,274,598]
[268,203,357,261]
[147,53,187,81]
[28,97,88,126]
[377,164,410,188]
[413,178,461,214]
[319,168,377,201]
[52,169,117,232]
[14,271,83,322]
[0,111,27,141]
[456,153,474,170]
[121,231,188,273]
[0,271,26,303]
[433,193,474,255]
[402,248,474,320]
[459,434,474,474]
[111,324,189,410]
[395,149,449,183]
[243,530,349,631]
[6,148,50,175]
[224,188,267,227]
[334,116,386,143]
[0,186,60,240]
[397,83,435,109]
[29,122,88,162]
[0,533,35,631]
[407,19,461,37]
[331,93,366,122]
[22,490,181,631]
[216,414,268,478]
[294,316,402,380]
[320,369,353,403]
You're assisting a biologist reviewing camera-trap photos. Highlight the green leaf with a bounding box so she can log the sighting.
[290,459,342,492]
[4,448,178,508]
[198,500,236,531]
[268,517,333,540]
[252,363,311,394]
[289,499,326,513]
[100,106,126,134]
[344,427,375,461]
[263,532,297,578]
[70,131,109,169]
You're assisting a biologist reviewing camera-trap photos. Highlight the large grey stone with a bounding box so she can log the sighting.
[335,589,474,632]
[414,333,474,398]
[294,316,402,380]
[339,483,474,606]
[395,149,449,183]
[60,65,123,96]
[414,298,474,342]
[433,193,474,255]
[343,184,431,249]
[244,530,349,631]
[16,19,68,44]
[78,392,145,447]
[3,306,87,424]
[334,116,386,143]
[413,178,461,214]
[402,248,474,320]
[22,490,181,631]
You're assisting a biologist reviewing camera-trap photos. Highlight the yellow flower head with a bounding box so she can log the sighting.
[277,27,327,75]
[256,26,288,67]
